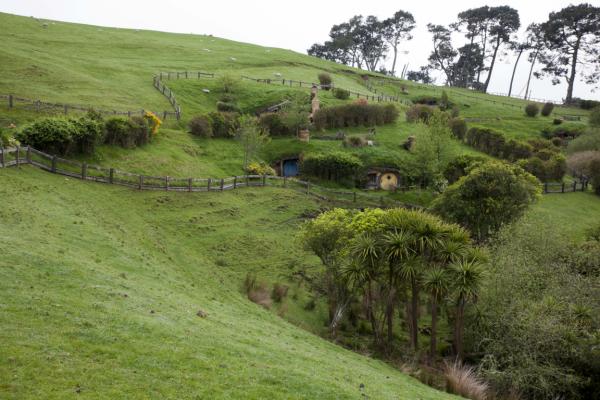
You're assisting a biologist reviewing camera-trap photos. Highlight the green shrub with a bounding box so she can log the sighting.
[104,117,149,149]
[541,102,554,116]
[443,155,486,184]
[412,95,438,106]
[343,135,365,148]
[519,154,566,182]
[188,115,213,138]
[333,88,350,100]
[449,118,467,140]
[209,112,239,138]
[553,118,563,125]
[313,103,398,130]
[17,117,102,155]
[578,98,600,110]
[525,103,539,117]
[318,73,332,90]
[567,131,600,154]
[216,101,240,113]
[405,104,434,123]
[301,152,363,182]
[129,116,151,147]
[259,113,288,136]
[590,159,600,195]
[439,91,450,111]
[246,161,275,176]
[590,107,600,128]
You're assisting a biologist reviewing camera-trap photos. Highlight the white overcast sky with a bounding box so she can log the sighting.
[1,0,599,101]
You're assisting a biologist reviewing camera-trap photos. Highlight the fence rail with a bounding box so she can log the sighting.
[0,94,178,120]
[0,146,424,209]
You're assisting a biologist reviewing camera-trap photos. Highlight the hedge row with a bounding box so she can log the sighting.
[16,112,160,155]
[188,112,240,138]
[312,103,398,130]
[301,152,363,182]
[463,127,566,181]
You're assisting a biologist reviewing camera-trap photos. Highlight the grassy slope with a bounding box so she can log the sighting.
[0,166,460,399]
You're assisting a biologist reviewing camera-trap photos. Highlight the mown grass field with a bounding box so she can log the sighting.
[1,10,599,399]
[0,166,464,399]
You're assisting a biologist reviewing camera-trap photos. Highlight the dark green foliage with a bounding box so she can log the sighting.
[579,99,600,110]
[104,117,150,149]
[313,103,398,130]
[188,115,213,138]
[17,116,103,155]
[412,95,439,106]
[590,107,600,128]
[470,219,600,398]
[553,118,563,125]
[525,103,539,117]
[301,152,363,182]
[0,128,12,147]
[542,123,586,140]
[449,118,467,140]
[209,112,239,138]
[405,104,434,123]
[216,101,240,113]
[318,73,332,89]
[541,102,554,116]
[443,154,485,184]
[518,154,567,182]
[432,161,541,241]
[439,91,450,110]
[258,113,290,136]
[333,88,350,100]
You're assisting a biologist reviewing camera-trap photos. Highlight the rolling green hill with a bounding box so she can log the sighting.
[1,11,599,399]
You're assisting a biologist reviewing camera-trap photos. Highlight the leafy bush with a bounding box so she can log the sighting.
[301,152,363,182]
[439,91,450,111]
[577,98,600,110]
[567,131,600,154]
[443,155,486,184]
[449,118,467,140]
[333,88,350,100]
[343,135,366,148]
[318,73,332,90]
[405,104,434,123]
[567,150,600,178]
[432,161,541,241]
[518,154,566,182]
[188,115,213,138]
[590,106,600,128]
[217,73,240,94]
[17,116,103,155]
[209,112,239,138]
[412,95,439,106]
[313,103,398,130]
[259,113,288,136]
[245,161,275,176]
[525,103,539,117]
[541,102,554,116]
[553,118,563,125]
[104,117,149,149]
[216,101,240,113]
[590,158,600,195]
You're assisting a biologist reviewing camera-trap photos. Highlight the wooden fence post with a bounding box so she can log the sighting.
[0,146,4,168]
[8,94,13,108]
[109,168,114,184]
[188,178,193,192]
[283,176,287,187]
[165,176,170,191]
[306,181,310,195]
[544,183,548,193]
[561,183,565,193]
[26,147,31,164]
[246,175,249,187]
[220,178,224,191]
[353,192,357,203]
[207,178,212,191]
[81,162,87,180]
[15,146,20,167]
[51,156,57,173]
[573,181,577,192]
[233,176,237,189]
[262,175,266,186]
[163,111,167,120]
[138,175,144,190]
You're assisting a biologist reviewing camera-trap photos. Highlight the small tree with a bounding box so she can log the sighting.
[235,115,269,170]
[414,110,453,186]
[541,102,555,117]
[432,161,541,241]
[318,73,333,90]
[525,103,539,117]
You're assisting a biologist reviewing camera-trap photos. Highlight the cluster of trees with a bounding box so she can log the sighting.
[299,207,486,360]
[308,12,416,76]
[309,4,600,103]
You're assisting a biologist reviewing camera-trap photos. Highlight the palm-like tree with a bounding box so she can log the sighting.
[348,232,383,346]
[451,257,485,359]
[382,230,415,347]
[423,267,451,363]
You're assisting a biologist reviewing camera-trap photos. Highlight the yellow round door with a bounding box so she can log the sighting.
[380,173,398,190]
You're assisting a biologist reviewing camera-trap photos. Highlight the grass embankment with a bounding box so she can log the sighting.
[0,166,461,399]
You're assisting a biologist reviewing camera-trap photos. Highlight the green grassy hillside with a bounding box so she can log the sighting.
[0,166,459,399]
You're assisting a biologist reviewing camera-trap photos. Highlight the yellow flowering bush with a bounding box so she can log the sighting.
[144,111,162,136]
[246,161,275,176]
